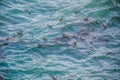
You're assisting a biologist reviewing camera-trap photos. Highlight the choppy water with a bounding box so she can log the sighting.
[0,0,120,80]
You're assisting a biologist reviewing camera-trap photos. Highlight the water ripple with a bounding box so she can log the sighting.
[0,0,120,80]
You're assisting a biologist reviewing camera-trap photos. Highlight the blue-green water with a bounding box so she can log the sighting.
[0,0,120,80]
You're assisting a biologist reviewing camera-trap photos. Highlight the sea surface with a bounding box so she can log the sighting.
[0,0,120,80]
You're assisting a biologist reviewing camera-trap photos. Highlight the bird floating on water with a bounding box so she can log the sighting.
[38,43,45,48]
[42,36,48,42]
[62,33,70,39]
[48,74,57,80]
[104,36,109,43]
[59,16,64,22]
[17,30,23,37]
[102,23,108,30]
[84,18,89,22]
[95,20,100,24]
[80,37,86,42]
[0,39,9,46]
[73,42,77,46]
[47,24,52,29]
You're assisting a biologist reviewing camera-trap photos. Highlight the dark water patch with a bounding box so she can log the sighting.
[109,16,120,25]
[0,62,9,68]
[0,1,11,8]
[0,31,8,37]
[8,9,24,15]
[0,21,6,26]
[0,14,18,24]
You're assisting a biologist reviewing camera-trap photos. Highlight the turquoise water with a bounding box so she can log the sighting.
[0,0,120,80]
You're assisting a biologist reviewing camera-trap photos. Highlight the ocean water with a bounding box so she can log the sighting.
[0,0,120,80]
